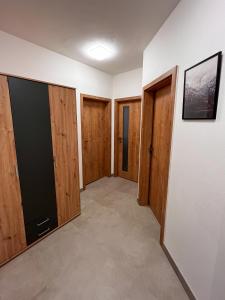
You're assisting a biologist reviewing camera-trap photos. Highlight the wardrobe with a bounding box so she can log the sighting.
[0,74,80,265]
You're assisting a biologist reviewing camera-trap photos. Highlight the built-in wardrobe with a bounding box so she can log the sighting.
[0,74,80,265]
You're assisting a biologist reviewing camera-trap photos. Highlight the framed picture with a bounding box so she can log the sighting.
[182,51,222,120]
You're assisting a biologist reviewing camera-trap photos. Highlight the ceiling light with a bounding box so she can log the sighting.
[86,43,115,61]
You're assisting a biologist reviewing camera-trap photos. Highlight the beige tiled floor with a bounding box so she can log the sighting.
[0,177,188,300]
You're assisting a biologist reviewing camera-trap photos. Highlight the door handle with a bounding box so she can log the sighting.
[15,165,19,178]
[118,137,123,143]
[37,218,50,227]
[38,227,50,237]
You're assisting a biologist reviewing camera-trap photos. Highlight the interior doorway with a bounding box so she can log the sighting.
[81,94,111,188]
[138,67,177,244]
[114,97,141,182]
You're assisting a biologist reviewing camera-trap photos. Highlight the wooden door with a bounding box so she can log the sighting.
[0,75,26,264]
[149,84,173,224]
[117,100,141,182]
[82,98,111,186]
[49,85,80,226]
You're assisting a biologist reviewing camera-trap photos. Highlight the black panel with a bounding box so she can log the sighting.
[8,77,58,245]
[26,215,58,245]
[122,106,129,172]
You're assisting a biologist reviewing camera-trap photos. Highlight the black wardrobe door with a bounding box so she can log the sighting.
[8,77,58,244]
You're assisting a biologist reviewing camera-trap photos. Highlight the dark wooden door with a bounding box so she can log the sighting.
[117,100,141,182]
[82,99,110,185]
[149,84,172,224]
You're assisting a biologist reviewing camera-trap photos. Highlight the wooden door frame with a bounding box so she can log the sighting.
[114,96,141,177]
[138,67,178,245]
[80,94,111,189]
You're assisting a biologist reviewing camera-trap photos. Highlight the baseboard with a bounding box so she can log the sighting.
[162,244,196,300]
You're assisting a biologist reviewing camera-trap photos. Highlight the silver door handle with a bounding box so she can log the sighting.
[15,165,19,177]
[38,228,50,237]
[37,218,50,226]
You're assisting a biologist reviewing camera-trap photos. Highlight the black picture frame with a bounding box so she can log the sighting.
[182,51,222,120]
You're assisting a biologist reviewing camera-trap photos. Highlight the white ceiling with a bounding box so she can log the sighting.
[0,0,180,74]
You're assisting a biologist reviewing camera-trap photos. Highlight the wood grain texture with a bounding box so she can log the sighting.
[114,97,141,178]
[160,67,178,244]
[143,69,173,92]
[138,91,154,205]
[0,72,75,90]
[149,85,172,224]
[83,100,105,184]
[138,66,177,244]
[115,99,141,182]
[48,85,80,226]
[104,100,111,176]
[81,94,111,187]
[0,210,80,267]
[81,94,111,102]
[0,75,26,264]
[114,96,141,102]
[114,102,119,177]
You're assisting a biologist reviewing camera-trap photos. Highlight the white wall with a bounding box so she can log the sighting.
[112,68,142,99]
[0,31,143,185]
[142,1,225,299]
[0,31,113,189]
[111,68,143,173]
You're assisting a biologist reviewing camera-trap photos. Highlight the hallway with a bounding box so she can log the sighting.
[0,177,188,300]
